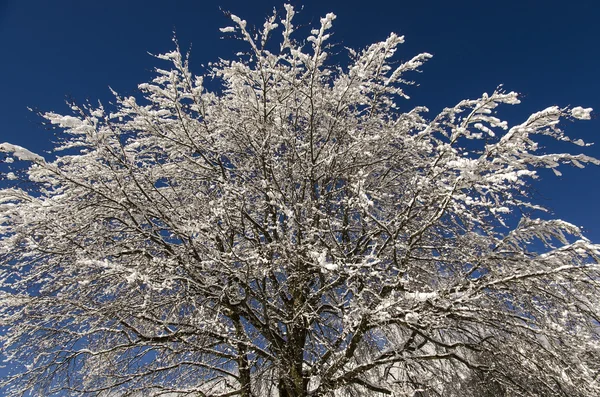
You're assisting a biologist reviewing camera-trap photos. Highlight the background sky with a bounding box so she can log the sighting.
[0,0,599,389]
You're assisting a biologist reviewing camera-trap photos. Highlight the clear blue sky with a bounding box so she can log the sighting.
[1,0,598,240]
[0,0,599,391]
[0,4,599,246]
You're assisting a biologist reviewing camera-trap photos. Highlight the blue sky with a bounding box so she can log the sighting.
[0,1,598,247]
[1,0,598,238]
[0,0,599,391]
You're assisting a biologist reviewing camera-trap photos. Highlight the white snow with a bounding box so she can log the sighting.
[571,106,593,120]
[405,312,420,323]
[405,292,437,302]
[0,143,44,162]
[312,250,339,271]
[230,15,247,29]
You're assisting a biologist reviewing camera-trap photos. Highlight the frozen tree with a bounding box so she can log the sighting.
[1,5,600,396]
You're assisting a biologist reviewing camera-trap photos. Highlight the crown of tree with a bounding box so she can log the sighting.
[1,4,599,396]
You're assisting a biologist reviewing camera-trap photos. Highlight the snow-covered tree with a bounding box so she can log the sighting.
[1,5,600,396]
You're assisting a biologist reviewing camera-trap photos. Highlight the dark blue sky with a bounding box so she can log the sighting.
[0,0,600,234]
[0,0,598,233]
[0,0,599,391]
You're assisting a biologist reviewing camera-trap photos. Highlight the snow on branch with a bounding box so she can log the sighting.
[0,143,44,162]
[1,4,599,397]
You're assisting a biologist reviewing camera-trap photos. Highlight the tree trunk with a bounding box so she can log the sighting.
[278,283,309,397]
[231,311,251,397]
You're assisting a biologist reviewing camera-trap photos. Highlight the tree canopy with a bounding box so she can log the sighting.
[1,5,600,396]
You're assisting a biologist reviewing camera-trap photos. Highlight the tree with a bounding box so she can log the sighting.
[1,4,600,396]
